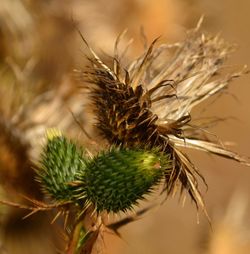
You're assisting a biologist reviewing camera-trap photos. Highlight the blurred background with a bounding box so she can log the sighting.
[0,0,250,254]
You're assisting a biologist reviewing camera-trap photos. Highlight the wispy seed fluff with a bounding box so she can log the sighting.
[78,20,249,216]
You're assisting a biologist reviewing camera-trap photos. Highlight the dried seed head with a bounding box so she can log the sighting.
[79,20,249,215]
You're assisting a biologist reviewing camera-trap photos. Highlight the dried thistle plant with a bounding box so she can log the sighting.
[78,18,249,220]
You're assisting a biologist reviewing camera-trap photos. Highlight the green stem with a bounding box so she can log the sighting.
[66,222,82,254]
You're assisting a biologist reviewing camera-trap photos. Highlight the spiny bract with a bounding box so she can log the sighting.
[37,129,86,202]
[76,148,171,213]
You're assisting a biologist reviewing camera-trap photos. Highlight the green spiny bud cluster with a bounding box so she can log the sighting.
[37,129,171,213]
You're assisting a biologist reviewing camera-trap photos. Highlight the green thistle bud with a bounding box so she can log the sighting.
[76,148,171,213]
[37,129,86,202]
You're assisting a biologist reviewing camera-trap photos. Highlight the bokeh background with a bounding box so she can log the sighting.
[0,0,250,254]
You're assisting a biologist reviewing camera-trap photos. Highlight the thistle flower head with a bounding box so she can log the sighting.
[79,20,249,215]
[37,129,87,203]
[75,148,170,213]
